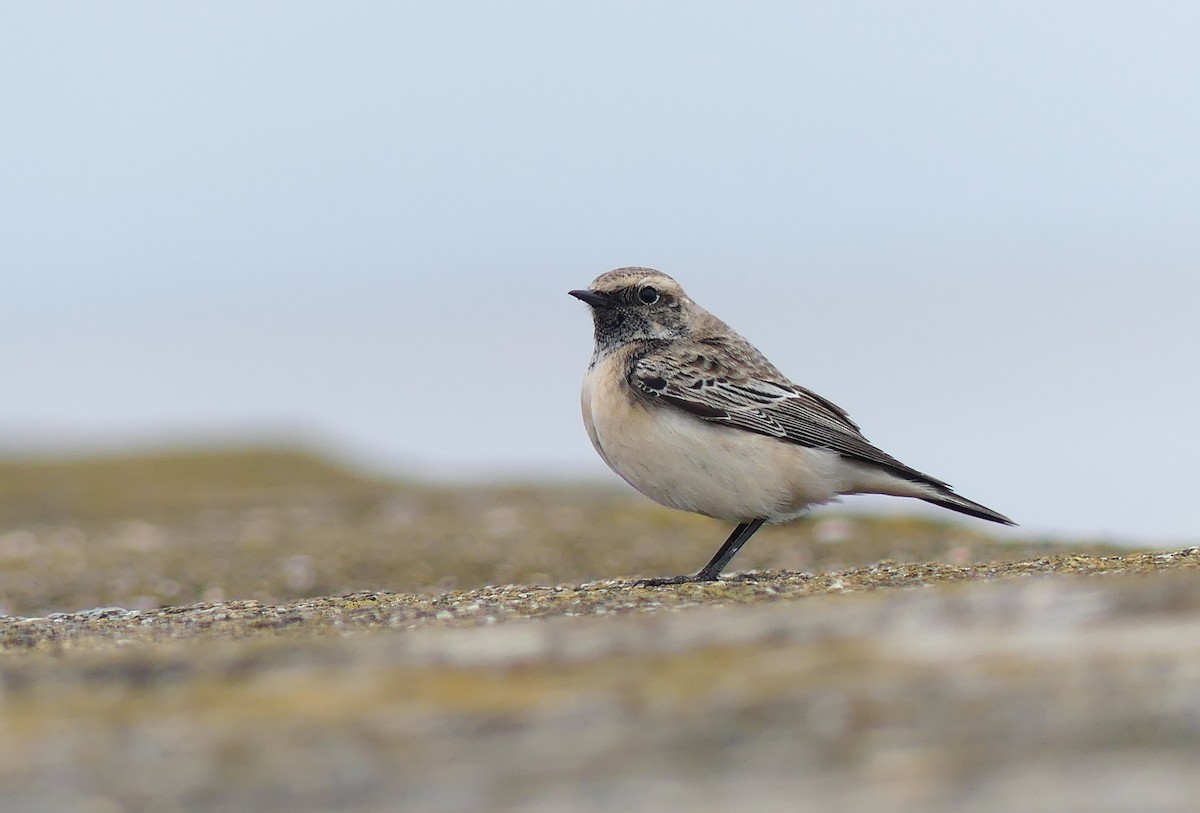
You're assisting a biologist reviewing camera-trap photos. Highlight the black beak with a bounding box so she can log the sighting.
[568,289,614,309]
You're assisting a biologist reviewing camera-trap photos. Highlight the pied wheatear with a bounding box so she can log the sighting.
[570,267,1013,585]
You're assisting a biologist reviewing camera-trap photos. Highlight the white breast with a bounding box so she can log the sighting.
[580,349,853,523]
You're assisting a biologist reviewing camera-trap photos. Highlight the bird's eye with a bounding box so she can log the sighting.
[638,286,660,304]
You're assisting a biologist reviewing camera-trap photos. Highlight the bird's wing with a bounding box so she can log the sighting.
[631,346,949,489]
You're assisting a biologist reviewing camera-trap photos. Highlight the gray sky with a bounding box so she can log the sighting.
[3,3,1198,542]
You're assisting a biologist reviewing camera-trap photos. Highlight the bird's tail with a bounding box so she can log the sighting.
[844,461,1015,526]
[920,489,1015,526]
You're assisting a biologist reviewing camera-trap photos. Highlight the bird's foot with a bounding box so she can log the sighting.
[635,573,719,587]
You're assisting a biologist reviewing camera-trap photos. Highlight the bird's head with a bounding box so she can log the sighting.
[569,267,693,352]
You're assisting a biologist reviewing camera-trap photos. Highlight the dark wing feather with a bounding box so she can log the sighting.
[631,349,950,489]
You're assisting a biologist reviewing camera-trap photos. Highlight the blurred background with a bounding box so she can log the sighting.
[2,1,1198,596]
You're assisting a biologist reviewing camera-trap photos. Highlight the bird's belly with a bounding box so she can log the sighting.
[582,364,847,522]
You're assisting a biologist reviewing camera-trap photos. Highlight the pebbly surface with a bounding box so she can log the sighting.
[1,548,1199,813]
[1,548,1197,651]
[3,450,1199,811]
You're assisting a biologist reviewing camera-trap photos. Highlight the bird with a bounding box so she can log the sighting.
[569,267,1014,585]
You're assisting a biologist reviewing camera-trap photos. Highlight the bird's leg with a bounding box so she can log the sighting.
[693,518,766,580]
[638,518,767,586]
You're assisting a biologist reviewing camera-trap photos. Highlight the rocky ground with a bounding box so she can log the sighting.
[2,449,1199,811]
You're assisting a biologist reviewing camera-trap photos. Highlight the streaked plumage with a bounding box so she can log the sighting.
[570,267,1013,584]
